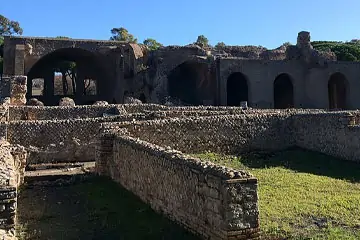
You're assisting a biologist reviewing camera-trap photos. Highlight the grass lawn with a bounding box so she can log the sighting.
[193,148,360,240]
[16,176,199,240]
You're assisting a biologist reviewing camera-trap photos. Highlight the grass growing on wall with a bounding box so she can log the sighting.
[16,176,199,240]
[193,149,360,240]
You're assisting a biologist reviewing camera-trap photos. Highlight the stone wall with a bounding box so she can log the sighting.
[8,104,167,121]
[0,141,27,239]
[97,132,260,240]
[8,105,126,121]
[292,112,360,162]
[117,113,294,155]
[3,114,146,164]
[9,76,27,106]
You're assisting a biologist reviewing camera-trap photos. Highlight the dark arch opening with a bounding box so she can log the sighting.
[328,72,348,110]
[167,61,211,105]
[26,47,110,105]
[227,72,248,106]
[273,73,294,109]
[139,93,146,103]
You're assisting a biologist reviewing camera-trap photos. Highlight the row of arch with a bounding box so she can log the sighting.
[227,72,348,109]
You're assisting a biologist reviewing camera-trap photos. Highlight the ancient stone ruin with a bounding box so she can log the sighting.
[2,31,359,110]
[0,31,359,239]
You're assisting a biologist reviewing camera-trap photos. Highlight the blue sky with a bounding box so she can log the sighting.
[2,0,359,49]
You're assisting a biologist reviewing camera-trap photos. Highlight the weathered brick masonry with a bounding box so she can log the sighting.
[113,113,294,155]
[1,102,360,239]
[97,132,260,240]
[292,112,360,162]
[0,141,27,239]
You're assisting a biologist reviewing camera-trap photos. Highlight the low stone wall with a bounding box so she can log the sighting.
[96,132,260,240]
[0,141,27,239]
[292,112,360,162]
[8,104,328,121]
[8,105,127,121]
[117,113,294,154]
[8,104,168,121]
[2,114,147,164]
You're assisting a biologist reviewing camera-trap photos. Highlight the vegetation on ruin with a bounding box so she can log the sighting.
[195,34,210,47]
[110,27,138,43]
[312,40,360,61]
[143,38,163,50]
[16,176,199,240]
[215,41,226,49]
[193,149,360,240]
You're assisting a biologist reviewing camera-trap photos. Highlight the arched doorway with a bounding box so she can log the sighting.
[139,93,146,103]
[328,72,348,110]
[26,48,110,105]
[227,72,248,106]
[167,61,213,105]
[273,73,294,109]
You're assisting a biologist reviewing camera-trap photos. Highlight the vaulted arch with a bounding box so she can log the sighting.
[273,73,294,109]
[26,47,110,105]
[226,72,249,106]
[167,60,214,105]
[328,72,348,110]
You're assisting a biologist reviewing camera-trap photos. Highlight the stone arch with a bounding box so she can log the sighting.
[328,72,348,110]
[139,93,147,103]
[273,73,294,109]
[167,60,214,105]
[227,72,249,106]
[26,47,111,105]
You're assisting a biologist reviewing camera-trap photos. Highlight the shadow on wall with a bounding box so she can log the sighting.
[167,61,215,105]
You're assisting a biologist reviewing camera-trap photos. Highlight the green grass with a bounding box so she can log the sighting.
[17,176,199,240]
[193,149,360,240]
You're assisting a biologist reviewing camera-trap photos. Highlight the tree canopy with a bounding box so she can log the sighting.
[110,27,137,43]
[312,41,360,61]
[0,14,23,36]
[195,35,209,47]
[143,38,163,51]
[215,42,226,49]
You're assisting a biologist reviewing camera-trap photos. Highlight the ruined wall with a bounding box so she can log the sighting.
[119,113,294,155]
[218,58,360,109]
[0,141,27,238]
[8,104,167,121]
[3,36,130,75]
[3,114,145,164]
[97,133,260,240]
[8,105,126,121]
[292,112,360,162]
[9,76,27,106]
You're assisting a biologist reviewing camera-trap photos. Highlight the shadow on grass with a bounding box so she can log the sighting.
[17,176,200,240]
[240,147,360,183]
